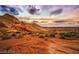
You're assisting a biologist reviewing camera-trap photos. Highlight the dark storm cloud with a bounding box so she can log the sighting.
[0,5,19,15]
[50,9,63,15]
[27,5,40,15]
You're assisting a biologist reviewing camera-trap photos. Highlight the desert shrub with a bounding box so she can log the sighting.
[11,33,16,37]
[60,31,79,39]
[60,32,66,39]
[60,32,71,39]
[49,32,57,37]
[11,32,21,38]
[71,32,79,38]
[1,33,10,40]
[39,35,45,38]
[39,35,48,41]
[45,34,48,37]
[0,30,11,40]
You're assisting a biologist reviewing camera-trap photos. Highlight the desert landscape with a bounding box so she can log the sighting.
[0,14,79,54]
[0,5,79,54]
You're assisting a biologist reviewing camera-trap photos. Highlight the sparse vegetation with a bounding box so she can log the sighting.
[1,34,10,40]
[11,32,22,38]
[45,34,48,37]
[49,32,57,37]
[39,35,45,38]
[0,31,10,40]
[60,31,79,39]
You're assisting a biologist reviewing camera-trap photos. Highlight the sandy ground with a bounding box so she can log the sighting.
[0,35,79,54]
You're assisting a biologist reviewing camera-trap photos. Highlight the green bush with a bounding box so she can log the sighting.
[0,31,11,40]
[60,32,79,39]
[1,34,10,40]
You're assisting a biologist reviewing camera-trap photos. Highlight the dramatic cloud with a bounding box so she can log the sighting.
[0,5,19,15]
[0,5,79,18]
[27,5,40,15]
[50,9,63,15]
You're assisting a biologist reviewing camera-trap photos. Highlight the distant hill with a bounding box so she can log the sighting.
[0,14,19,28]
[0,14,47,32]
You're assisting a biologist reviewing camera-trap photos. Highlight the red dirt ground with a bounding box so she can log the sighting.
[0,34,79,54]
